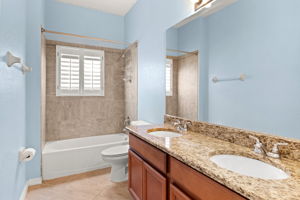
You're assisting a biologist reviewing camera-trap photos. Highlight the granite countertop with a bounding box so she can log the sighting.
[126,124,300,200]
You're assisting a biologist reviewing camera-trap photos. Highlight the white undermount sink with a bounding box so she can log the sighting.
[210,154,289,180]
[148,129,182,138]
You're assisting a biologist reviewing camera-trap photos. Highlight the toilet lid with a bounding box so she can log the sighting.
[101,145,129,157]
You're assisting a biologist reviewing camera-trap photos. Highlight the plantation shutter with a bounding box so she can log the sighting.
[84,56,102,91]
[166,58,173,96]
[59,54,80,91]
[56,46,105,96]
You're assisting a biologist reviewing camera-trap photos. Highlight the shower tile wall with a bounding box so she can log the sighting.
[124,43,138,121]
[177,53,198,120]
[45,41,126,141]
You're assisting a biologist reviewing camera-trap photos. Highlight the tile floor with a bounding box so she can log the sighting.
[26,168,132,200]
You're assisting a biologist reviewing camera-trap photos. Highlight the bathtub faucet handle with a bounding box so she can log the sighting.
[124,116,131,126]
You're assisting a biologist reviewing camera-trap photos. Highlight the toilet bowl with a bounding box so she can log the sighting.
[101,144,129,182]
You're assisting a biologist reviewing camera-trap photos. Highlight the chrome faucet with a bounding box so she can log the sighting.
[267,143,288,158]
[249,135,288,158]
[249,135,266,155]
[172,120,192,132]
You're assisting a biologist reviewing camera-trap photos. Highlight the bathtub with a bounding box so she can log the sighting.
[42,133,128,180]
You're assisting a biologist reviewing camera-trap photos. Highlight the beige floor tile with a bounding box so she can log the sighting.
[26,169,132,200]
[92,182,132,200]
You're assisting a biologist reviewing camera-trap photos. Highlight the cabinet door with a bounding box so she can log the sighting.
[143,161,167,200]
[129,150,144,200]
[170,184,191,200]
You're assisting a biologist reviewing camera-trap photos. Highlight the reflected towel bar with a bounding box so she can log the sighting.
[212,74,246,83]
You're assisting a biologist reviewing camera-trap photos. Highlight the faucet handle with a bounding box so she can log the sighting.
[249,135,261,144]
[249,135,263,154]
[172,119,181,125]
[185,120,192,124]
[271,143,288,153]
[182,120,192,131]
[183,120,192,126]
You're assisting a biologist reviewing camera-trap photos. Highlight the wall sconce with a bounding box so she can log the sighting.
[194,0,215,11]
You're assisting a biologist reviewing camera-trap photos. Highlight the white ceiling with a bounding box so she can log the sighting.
[56,0,138,16]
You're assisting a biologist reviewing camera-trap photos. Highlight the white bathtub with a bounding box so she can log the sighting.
[42,133,128,180]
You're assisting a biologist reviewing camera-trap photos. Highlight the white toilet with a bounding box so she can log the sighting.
[101,120,151,182]
[101,144,129,182]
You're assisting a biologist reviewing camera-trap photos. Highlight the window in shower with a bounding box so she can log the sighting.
[56,46,105,96]
[166,58,173,96]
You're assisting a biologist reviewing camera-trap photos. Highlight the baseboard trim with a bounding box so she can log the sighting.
[27,177,42,186]
[19,183,28,200]
[19,177,42,200]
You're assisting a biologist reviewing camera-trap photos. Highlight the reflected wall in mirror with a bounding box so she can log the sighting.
[165,0,300,139]
[165,49,199,120]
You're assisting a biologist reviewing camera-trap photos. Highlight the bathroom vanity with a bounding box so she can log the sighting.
[128,133,246,200]
[126,115,300,200]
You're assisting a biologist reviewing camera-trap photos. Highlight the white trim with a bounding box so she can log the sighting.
[19,183,28,200]
[27,177,42,186]
[174,0,238,28]
[19,177,42,200]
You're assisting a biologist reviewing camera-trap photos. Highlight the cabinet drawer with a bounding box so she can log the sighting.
[170,157,247,200]
[129,133,167,174]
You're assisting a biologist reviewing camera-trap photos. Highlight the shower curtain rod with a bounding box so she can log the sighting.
[41,27,130,45]
[167,49,198,55]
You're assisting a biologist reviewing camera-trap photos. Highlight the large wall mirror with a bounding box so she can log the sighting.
[165,0,300,139]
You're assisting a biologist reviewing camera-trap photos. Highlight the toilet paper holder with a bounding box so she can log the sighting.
[19,148,36,162]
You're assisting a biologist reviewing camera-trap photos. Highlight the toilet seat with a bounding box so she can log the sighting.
[101,144,129,157]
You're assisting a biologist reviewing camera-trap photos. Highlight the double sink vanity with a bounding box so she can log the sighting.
[126,0,300,199]
[126,115,300,200]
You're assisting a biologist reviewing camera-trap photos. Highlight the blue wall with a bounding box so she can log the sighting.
[0,0,27,199]
[177,17,209,121]
[166,28,179,57]
[207,0,300,138]
[25,0,45,180]
[45,0,125,49]
[125,0,194,123]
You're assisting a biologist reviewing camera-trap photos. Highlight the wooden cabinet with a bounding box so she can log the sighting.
[170,184,191,200]
[129,150,143,200]
[143,161,167,200]
[170,157,246,200]
[129,149,167,200]
[129,133,248,200]
[129,134,167,173]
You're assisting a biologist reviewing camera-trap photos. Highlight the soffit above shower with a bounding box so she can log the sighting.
[56,0,138,16]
